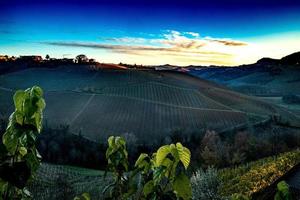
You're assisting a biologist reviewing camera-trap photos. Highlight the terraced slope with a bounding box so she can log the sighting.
[0,66,297,143]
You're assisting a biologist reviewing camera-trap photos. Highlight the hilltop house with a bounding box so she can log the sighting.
[0,55,9,62]
[19,55,43,62]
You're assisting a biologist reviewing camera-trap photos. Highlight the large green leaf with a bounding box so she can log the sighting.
[170,144,179,161]
[2,127,18,154]
[156,145,170,166]
[173,173,192,200]
[13,90,26,112]
[31,86,43,98]
[135,153,149,168]
[176,143,191,169]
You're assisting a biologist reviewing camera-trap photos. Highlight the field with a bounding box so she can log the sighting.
[0,65,299,143]
[28,163,109,200]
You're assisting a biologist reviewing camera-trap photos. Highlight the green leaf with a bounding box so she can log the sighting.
[13,90,25,112]
[2,128,18,153]
[173,173,192,200]
[25,150,41,173]
[15,111,24,126]
[176,143,191,169]
[170,144,179,161]
[22,187,31,197]
[34,111,42,133]
[0,179,9,195]
[143,180,154,197]
[31,86,43,98]
[135,153,149,167]
[276,181,292,200]
[156,145,170,166]
[19,147,27,157]
[81,192,90,200]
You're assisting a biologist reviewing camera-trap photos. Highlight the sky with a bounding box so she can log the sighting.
[0,0,300,66]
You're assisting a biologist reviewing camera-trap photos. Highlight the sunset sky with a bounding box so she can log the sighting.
[1,0,300,66]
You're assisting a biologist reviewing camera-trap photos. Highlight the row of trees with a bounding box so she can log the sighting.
[195,127,300,168]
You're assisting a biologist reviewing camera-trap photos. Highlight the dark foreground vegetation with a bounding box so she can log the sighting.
[1,86,299,200]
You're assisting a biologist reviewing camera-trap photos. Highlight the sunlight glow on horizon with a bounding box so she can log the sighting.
[2,31,299,66]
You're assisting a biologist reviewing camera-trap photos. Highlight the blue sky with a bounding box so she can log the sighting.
[1,0,300,65]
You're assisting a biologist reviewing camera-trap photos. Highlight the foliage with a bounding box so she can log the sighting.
[190,166,223,200]
[136,142,192,200]
[274,181,292,200]
[103,136,130,199]
[74,192,91,200]
[219,150,300,197]
[0,86,46,199]
[103,136,192,200]
[36,124,107,169]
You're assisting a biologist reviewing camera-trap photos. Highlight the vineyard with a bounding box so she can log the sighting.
[0,65,298,143]
[218,150,300,197]
[28,163,109,200]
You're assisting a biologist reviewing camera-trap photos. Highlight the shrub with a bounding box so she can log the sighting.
[190,166,223,200]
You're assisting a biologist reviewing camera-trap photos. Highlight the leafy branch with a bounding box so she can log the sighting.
[0,86,46,200]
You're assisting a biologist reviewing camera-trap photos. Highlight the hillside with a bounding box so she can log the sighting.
[188,52,300,118]
[0,65,299,144]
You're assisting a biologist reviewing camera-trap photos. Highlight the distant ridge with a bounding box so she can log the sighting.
[256,51,300,66]
[281,51,300,65]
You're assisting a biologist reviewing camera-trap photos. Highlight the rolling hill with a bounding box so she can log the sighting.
[0,65,298,144]
[188,52,300,119]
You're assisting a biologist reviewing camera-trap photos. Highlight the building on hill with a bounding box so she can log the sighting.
[19,55,43,62]
[155,65,178,71]
[0,55,9,62]
[0,55,16,62]
[88,58,96,63]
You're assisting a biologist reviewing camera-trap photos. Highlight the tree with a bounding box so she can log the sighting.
[200,130,229,167]
[75,54,88,64]
[45,54,50,60]
[0,86,46,199]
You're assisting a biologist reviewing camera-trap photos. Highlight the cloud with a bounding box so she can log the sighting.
[43,41,230,56]
[43,30,249,65]
[184,32,200,37]
[104,37,146,43]
[205,38,248,46]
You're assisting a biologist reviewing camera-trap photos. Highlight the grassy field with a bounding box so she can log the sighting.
[0,65,298,143]
[28,163,109,200]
